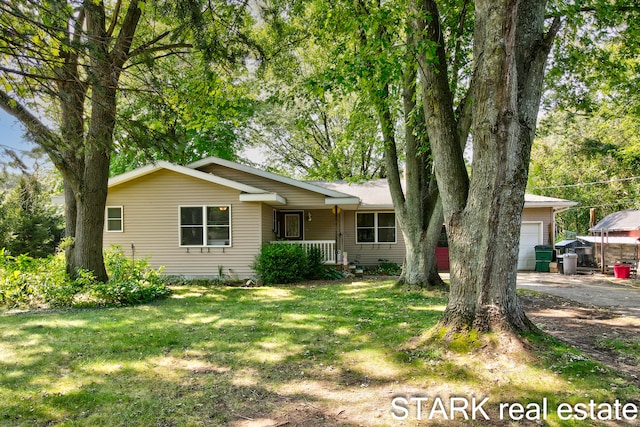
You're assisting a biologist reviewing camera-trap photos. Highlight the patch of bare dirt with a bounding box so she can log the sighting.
[521,291,640,385]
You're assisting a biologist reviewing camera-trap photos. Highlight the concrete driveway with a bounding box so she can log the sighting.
[517,272,640,319]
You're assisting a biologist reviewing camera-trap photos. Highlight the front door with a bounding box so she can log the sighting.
[278,211,304,240]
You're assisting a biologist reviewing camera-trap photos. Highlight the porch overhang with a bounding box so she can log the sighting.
[239,192,287,205]
[324,197,360,207]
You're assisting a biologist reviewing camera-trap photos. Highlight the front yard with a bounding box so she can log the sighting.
[1,280,638,426]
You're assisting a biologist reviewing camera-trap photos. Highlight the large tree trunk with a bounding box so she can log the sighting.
[375,84,445,288]
[67,148,110,282]
[417,0,559,333]
[440,0,532,332]
[373,39,445,288]
[397,200,444,287]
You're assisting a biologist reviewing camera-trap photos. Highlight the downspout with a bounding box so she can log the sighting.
[334,205,339,264]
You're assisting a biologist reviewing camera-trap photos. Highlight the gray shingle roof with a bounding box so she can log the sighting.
[590,209,640,232]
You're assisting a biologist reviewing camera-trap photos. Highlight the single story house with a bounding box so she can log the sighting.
[103,157,576,278]
[578,209,640,273]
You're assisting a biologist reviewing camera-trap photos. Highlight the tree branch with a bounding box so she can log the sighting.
[106,0,123,38]
[129,42,194,59]
[0,66,69,83]
[111,0,143,68]
[0,89,65,163]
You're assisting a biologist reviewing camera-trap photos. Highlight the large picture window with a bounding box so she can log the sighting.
[180,205,231,247]
[106,206,123,232]
[356,212,396,244]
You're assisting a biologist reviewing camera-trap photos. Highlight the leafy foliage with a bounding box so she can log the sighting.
[248,0,389,180]
[528,108,640,235]
[111,55,259,175]
[0,246,170,309]
[0,172,64,258]
[371,259,402,276]
[252,243,330,285]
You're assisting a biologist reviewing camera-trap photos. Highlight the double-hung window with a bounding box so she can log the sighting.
[106,206,123,232]
[180,205,231,247]
[356,212,396,244]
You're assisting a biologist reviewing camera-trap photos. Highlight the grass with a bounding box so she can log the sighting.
[0,280,638,426]
[595,336,640,365]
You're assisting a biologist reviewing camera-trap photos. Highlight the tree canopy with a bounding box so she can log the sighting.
[0,0,258,280]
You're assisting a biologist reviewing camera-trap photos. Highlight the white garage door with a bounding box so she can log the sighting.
[518,222,543,270]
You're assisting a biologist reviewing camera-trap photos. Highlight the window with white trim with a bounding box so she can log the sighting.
[179,205,231,247]
[106,206,123,232]
[356,212,396,243]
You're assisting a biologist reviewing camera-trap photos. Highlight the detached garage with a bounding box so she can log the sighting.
[426,195,575,271]
[516,195,577,270]
[519,222,544,270]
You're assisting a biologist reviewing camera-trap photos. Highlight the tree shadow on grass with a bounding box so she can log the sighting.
[2,281,635,426]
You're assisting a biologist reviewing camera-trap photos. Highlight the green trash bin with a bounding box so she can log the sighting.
[534,245,553,272]
[535,245,553,260]
[535,260,550,272]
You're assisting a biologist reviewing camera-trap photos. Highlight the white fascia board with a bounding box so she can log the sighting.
[324,197,361,206]
[356,204,396,210]
[239,193,287,205]
[188,156,357,199]
[524,201,578,209]
[108,161,267,194]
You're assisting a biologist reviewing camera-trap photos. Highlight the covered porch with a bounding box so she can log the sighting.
[268,205,351,265]
[269,240,339,264]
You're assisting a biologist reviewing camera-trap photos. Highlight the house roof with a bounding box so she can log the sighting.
[108,159,576,211]
[590,209,640,232]
[187,157,358,203]
[311,179,394,208]
[313,179,577,210]
[522,193,578,209]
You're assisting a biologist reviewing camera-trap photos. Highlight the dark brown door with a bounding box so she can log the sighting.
[277,211,304,240]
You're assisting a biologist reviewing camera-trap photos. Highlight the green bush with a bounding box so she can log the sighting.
[92,246,171,305]
[253,243,307,285]
[0,246,171,309]
[305,246,326,280]
[252,243,330,285]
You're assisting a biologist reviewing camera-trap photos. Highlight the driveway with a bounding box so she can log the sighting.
[517,272,640,319]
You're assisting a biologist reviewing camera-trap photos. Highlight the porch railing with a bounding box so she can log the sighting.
[269,240,337,264]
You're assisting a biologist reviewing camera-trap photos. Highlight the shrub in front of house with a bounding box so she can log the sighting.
[0,246,170,309]
[90,246,172,305]
[252,243,327,285]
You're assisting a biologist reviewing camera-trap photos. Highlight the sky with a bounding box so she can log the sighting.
[0,109,35,155]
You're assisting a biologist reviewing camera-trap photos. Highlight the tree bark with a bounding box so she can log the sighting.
[416,0,558,333]
[375,74,445,288]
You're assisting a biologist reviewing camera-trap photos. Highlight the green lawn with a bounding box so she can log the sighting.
[0,280,637,426]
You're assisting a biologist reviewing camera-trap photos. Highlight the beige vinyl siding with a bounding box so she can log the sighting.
[261,204,277,245]
[342,210,406,266]
[197,164,328,207]
[303,209,338,241]
[522,208,554,245]
[104,169,262,278]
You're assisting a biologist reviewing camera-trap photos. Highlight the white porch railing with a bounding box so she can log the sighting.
[270,240,337,264]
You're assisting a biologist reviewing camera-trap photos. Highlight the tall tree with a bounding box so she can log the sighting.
[282,0,450,286]
[415,0,561,332]
[415,0,638,333]
[0,0,254,280]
